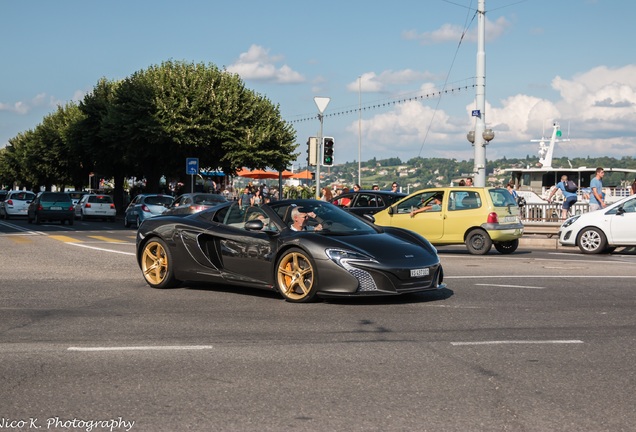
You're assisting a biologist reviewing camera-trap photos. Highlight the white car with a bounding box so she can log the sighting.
[0,191,36,219]
[75,194,116,221]
[558,194,636,254]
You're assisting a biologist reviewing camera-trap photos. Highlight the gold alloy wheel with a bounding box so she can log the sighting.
[276,250,316,302]
[141,240,170,287]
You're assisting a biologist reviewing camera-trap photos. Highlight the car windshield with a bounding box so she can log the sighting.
[11,192,35,200]
[41,193,71,203]
[145,196,174,206]
[88,195,113,203]
[270,200,377,235]
[489,188,517,207]
[193,194,226,205]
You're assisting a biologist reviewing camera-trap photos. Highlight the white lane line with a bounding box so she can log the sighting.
[445,275,636,279]
[451,340,583,346]
[66,242,135,256]
[474,283,545,289]
[68,345,213,351]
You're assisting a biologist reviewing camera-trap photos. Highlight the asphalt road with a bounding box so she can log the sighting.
[1,218,635,432]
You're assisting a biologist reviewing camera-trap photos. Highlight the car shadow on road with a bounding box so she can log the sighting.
[180,282,454,305]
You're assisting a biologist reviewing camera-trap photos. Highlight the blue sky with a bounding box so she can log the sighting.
[2,0,635,170]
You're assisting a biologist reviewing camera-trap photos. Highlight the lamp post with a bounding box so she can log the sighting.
[472,0,488,187]
[313,97,330,199]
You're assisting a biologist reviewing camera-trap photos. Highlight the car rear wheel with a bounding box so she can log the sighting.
[275,248,318,303]
[141,238,178,288]
[494,239,519,254]
[465,229,492,255]
[577,227,607,254]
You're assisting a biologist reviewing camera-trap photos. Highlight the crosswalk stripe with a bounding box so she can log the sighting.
[48,235,82,243]
[88,235,125,243]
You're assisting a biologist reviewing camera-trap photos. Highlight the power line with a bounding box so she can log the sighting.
[287,81,476,125]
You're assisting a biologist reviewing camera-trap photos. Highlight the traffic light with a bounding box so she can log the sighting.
[323,136,334,166]
[307,137,317,166]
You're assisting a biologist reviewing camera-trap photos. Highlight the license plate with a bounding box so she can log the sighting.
[50,206,62,210]
[410,268,429,277]
[504,215,517,223]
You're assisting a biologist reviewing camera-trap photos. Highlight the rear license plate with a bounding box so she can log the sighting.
[504,215,517,223]
[50,206,62,210]
[410,268,429,277]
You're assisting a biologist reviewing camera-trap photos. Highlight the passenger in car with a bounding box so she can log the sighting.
[410,195,443,217]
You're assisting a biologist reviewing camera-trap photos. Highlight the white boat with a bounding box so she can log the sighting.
[504,122,636,221]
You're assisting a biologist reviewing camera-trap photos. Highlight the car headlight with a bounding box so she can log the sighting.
[561,215,581,228]
[325,249,378,269]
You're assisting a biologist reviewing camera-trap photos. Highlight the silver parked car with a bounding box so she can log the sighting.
[124,194,174,228]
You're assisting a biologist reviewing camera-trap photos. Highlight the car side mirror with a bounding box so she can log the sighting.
[244,220,264,231]
[363,214,375,223]
[387,206,394,215]
[616,206,625,216]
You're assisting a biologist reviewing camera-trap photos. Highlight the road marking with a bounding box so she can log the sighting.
[474,283,545,289]
[88,235,126,243]
[446,275,636,279]
[451,340,583,346]
[48,235,82,243]
[67,242,135,255]
[68,345,213,351]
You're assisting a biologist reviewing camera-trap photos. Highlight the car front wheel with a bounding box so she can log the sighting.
[494,239,519,254]
[275,248,318,303]
[141,238,178,288]
[465,229,493,255]
[577,227,607,254]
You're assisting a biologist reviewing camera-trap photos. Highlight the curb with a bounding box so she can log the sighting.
[519,236,562,250]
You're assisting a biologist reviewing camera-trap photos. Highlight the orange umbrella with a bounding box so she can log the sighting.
[291,170,313,180]
[236,168,291,179]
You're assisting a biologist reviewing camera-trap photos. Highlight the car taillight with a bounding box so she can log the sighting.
[141,204,150,212]
[38,205,43,211]
[6,200,13,205]
[487,212,499,224]
[85,203,92,208]
[191,205,206,211]
[110,203,115,209]
[68,205,74,211]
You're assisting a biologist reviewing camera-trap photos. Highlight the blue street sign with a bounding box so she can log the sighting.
[471,110,481,117]
[186,158,199,175]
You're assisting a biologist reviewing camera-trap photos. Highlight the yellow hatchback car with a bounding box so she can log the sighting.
[373,187,524,255]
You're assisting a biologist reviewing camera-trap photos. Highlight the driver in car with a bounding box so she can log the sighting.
[290,207,323,232]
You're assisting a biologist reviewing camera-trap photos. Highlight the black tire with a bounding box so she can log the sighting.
[275,247,318,303]
[3,212,9,220]
[140,238,179,288]
[577,227,607,254]
[465,229,493,255]
[34,213,41,225]
[68,218,74,226]
[80,211,86,221]
[61,219,66,225]
[494,239,519,254]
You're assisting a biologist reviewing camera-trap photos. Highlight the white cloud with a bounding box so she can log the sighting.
[0,93,56,115]
[403,16,511,45]
[227,45,305,84]
[340,64,636,162]
[346,70,438,93]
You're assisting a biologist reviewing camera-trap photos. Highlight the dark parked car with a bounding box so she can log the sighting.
[27,192,74,225]
[136,199,445,303]
[331,190,407,216]
[162,193,227,216]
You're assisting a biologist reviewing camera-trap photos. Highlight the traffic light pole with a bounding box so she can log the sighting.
[315,114,323,199]
[313,97,330,199]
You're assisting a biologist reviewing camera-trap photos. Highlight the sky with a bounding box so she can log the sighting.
[2,0,636,170]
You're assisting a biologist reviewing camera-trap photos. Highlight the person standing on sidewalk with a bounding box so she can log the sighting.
[589,167,606,211]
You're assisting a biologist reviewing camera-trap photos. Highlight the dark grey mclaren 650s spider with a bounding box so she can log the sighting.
[136,199,445,302]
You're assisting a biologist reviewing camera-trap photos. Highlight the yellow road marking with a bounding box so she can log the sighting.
[8,236,33,244]
[49,235,83,243]
[88,235,125,243]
